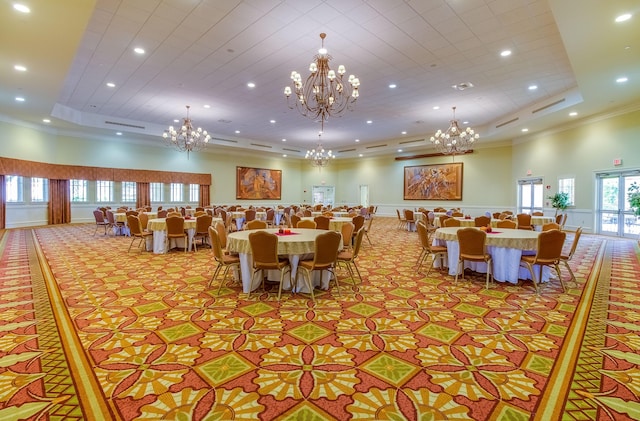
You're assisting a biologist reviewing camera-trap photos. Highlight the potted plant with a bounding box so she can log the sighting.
[549,192,570,216]
[628,182,640,217]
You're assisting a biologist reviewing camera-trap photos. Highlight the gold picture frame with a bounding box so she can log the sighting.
[403,163,463,200]
[236,166,282,200]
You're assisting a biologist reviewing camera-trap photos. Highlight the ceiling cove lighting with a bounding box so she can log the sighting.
[284,33,360,126]
[162,105,211,159]
[430,106,479,155]
[306,132,334,168]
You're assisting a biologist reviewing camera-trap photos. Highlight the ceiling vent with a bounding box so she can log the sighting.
[495,117,519,128]
[212,137,237,143]
[365,144,388,149]
[250,143,272,149]
[338,148,356,153]
[532,98,566,114]
[399,138,425,145]
[104,120,145,129]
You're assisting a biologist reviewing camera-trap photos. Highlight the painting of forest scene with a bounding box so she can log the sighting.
[236,167,282,200]
[404,163,463,200]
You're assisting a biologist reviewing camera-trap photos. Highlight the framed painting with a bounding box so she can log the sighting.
[403,162,463,200]
[236,166,282,200]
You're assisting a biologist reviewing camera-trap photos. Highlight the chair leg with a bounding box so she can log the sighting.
[329,268,340,297]
[554,263,566,292]
[212,265,223,292]
[485,258,493,290]
[561,260,577,285]
[525,262,540,294]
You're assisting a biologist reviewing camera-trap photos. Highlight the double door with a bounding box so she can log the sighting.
[597,171,640,238]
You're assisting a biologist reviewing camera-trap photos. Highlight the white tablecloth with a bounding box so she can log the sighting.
[433,227,550,284]
[226,228,342,293]
[301,216,353,232]
[146,217,222,254]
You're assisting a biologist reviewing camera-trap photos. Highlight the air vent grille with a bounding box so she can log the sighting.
[283,148,301,152]
[495,117,519,128]
[104,121,145,129]
[399,139,424,145]
[532,98,565,114]
[212,137,237,143]
[338,148,356,153]
[366,144,388,149]
[250,143,272,149]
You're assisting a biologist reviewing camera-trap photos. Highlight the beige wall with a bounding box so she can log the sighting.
[2,106,640,229]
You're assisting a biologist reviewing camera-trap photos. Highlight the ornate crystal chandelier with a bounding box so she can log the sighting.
[284,33,360,125]
[430,107,479,155]
[162,105,211,159]
[305,132,334,168]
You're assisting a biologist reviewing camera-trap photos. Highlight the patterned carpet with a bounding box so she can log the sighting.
[0,217,638,420]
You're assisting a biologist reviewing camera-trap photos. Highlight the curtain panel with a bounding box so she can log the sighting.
[136,182,151,209]
[48,179,71,225]
[199,185,210,208]
[0,175,5,230]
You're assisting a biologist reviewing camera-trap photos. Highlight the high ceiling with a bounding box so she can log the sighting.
[1,0,639,159]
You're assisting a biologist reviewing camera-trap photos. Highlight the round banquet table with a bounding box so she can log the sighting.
[300,216,353,231]
[433,227,550,284]
[226,228,342,293]
[146,217,222,253]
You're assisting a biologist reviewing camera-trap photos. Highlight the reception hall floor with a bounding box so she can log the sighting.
[0,218,638,420]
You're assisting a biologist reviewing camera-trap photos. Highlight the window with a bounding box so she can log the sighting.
[96,181,113,202]
[122,181,136,203]
[31,177,49,202]
[150,182,163,202]
[558,177,575,206]
[189,184,199,202]
[70,179,87,202]
[6,175,23,202]
[170,183,183,202]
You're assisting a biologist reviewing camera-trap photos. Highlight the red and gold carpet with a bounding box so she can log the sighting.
[0,218,638,420]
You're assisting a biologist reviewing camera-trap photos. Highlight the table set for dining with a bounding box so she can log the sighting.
[226,228,342,293]
[300,216,353,231]
[433,227,551,284]
[145,216,223,253]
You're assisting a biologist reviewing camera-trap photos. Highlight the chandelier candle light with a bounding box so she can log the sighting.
[162,105,211,159]
[306,132,334,168]
[284,33,360,125]
[430,106,479,156]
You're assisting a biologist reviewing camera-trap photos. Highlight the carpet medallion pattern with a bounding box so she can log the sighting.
[0,219,638,420]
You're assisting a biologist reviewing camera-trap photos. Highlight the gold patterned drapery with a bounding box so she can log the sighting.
[199,185,210,208]
[136,182,151,209]
[0,175,5,229]
[48,179,71,225]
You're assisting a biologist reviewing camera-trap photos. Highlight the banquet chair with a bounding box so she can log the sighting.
[214,221,233,255]
[281,207,291,226]
[126,215,152,252]
[452,211,464,217]
[290,214,301,229]
[314,215,331,230]
[396,209,407,230]
[492,212,502,219]
[93,209,109,236]
[167,211,181,218]
[516,213,534,230]
[337,227,365,288]
[208,227,241,295]
[559,213,568,229]
[194,211,207,218]
[166,216,188,252]
[438,215,451,228]
[265,209,276,227]
[297,230,342,301]
[363,216,374,246]
[138,211,149,232]
[106,210,124,236]
[192,214,213,250]
[542,222,561,231]
[157,209,168,218]
[340,222,355,250]
[303,209,313,217]
[403,209,416,231]
[244,209,257,227]
[559,227,582,286]
[196,207,204,212]
[415,221,447,276]
[352,215,365,234]
[496,220,517,229]
[532,211,544,216]
[520,229,567,293]
[126,210,139,216]
[297,219,317,229]
[248,231,291,300]
[443,218,461,227]
[474,215,491,227]
[455,227,493,289]
[246,220,268,230]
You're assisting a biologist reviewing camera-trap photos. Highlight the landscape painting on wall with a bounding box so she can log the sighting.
[236,166,282,200]
[404,163,463,200]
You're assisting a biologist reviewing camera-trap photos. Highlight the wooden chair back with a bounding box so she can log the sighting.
[297,219,317,229]
[314,215,331,230]
[474,215,491,227]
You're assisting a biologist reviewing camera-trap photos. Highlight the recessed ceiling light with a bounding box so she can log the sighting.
[106,82,115,88]
[615,13,632,23]
[521,128,529,132]
[366,120,372,124]
[15,97,25,102]
[282,154,287,157]
[528,85,538,90]
[173,119,180,123]
[134,47,145,54]
[203,104,211,109]
[397,149,403,153]
[569,111,578,117]
[13,4,30,13]
[116,132,122,136]
[270,119,276,124]
[355,139,360,142]
[433,106,440,110]
[500,50,512,57]
[14,65,27,72]
[452,82,474,91]
[247,82,255,88]
[616,77,628,83]
[358,154,363,157]
[401,131,407,135]
[235,130,240,134]
[282,138,286,142]
[389,84,397,89]
[42,119,50,123]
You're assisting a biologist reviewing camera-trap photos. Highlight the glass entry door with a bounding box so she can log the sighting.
[312,185,335,208]
[596,171,640,237]
[518,178,544,214]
